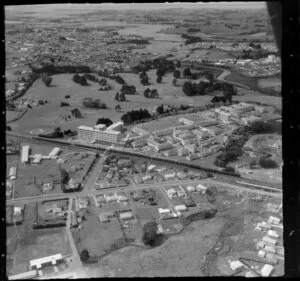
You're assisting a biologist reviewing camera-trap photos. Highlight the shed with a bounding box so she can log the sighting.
[186,186,196,192]
[174,204,187,212]
[266,253,278,265]
[120,212,133,220]
[158,208,171,215]
[99,213,109,223]
[230,260,244,271]
[9,167,17,179]
[196,184,207,192]
[258,250,266,258]
[245,271,257,278]
[261,264,274,277]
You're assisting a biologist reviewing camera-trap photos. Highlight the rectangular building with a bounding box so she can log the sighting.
[106,121,124,132]
[49,147,61,158]
[21,145,30,164]
[78,125,121,143]
[9,167,17,180]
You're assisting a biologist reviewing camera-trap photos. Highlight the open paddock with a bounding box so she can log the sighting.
[71,209,125,258]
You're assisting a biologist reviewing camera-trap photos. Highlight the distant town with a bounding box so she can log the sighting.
[6,3,282,279]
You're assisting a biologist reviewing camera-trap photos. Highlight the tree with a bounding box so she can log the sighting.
[259,157,278,168]
[249,159,257,169]
[60,101,69,107]
[6,125,12,131]
[150,89,159,98]
[143,88,150,98]
[173,69,180,79]
[141,75,149,86]
[42,75,53,87]
[156,75,162,83]
[176,61,181,68]
[119,92,126,101]
[172,78,177,86]
[96,118,113,127]
[115,104,121,112]
[65,95,71,99]
[223,166,235,173]
[183,67,192,77]
[139,71,147,79]
[80,249,90,262]
[115,92,120,101]
[61,168,70,184]
[156,105,164,115]
[142,221,159,247]
[182,81,194,96]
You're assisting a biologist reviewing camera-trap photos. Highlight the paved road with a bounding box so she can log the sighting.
[183,62,251,89]
[6,177,281,206]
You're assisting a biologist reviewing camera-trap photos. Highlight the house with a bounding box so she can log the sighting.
[262,236,277,246]
[116,192,128,202]
[174,204,187,212]
[29,254,63,270]
[268,216,281,224]
[196,184,207,193]
[268,230,279,239]
[186,186,196,192]
[164,172,176,180]
[99,213,109,223]
[264,245,276,254]
[258,250,266,258]
[256,241,265,250]
[261,264,274,277]
[167,188,177,198]
[105,194,117,202]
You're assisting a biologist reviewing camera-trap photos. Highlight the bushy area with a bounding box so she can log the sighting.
[82,97,107,109]
[121,108,152,125]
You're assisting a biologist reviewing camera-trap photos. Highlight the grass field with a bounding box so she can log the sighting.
[85,217,225,277]
[7,203,70,275]
[71,203,125,258]
[258,77,281,92]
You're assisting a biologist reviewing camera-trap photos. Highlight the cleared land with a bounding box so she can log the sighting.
[85,218,226,277]
[7,203,70,276]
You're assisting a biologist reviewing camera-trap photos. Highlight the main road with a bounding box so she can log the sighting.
[7,176,282,206]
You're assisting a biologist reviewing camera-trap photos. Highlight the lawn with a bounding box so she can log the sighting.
[71,207,125,258]
[85,217,226,277]
[10,71,213,134]
[7,203,70,275]
[13,143,67,198]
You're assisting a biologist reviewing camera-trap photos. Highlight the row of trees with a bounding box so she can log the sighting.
[181,34,202,45]
[120,108,152,125]
[115,92,126,102]
[97,70,125,85]
[82,97,107,109]
[143,88,159,98]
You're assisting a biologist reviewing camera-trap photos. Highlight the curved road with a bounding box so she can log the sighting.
[188,62,251,90]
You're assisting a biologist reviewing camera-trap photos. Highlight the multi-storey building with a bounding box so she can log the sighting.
[78,125,122,143]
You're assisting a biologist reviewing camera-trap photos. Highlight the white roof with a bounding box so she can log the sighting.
[8,270,37,280]
[261,264,274,277]
[30,253,62,267]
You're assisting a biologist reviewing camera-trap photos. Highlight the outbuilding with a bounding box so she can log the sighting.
[262,236,277,246]
[258,250,266,258]
[268,230,279,239]
[174,204,187,212]
[167,188,177,197]
[264,245,276,254]
[120,212,133,220]
[261,264,274,277]
[158,208,171,215]
[9,167,17,180]
[186,186,196,192]
[268,216,281,224]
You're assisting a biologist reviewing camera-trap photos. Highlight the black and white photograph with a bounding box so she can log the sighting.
[4,1,288,279]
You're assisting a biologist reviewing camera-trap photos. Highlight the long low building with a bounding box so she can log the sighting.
[21,145,30,164]
[29,253,63,270]
[8,270,37,280]
[78,125,122,143]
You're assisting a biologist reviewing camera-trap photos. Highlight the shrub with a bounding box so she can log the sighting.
[60,101,69,107]
[259,157,278,168]
[42,75,53,87]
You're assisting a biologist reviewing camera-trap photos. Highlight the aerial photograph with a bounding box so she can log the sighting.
[5,2,283,279]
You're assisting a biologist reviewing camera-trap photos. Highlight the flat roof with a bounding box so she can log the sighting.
[30,253,63,267]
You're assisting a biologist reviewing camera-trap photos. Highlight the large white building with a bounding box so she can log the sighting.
[78,125,122,143]
[48,147,61,158]
[21,145,30,164]
[106,121,124,132]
